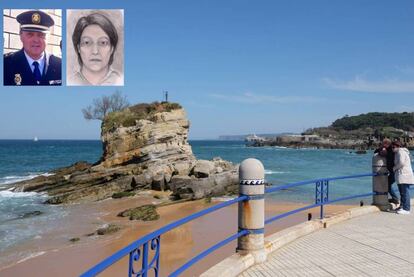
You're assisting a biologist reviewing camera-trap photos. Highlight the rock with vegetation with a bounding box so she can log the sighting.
[251,112,414,150]
[96,224,121,235]
[100,102,194,168]
[117,204,160,221]
[112,191,135,199]
[10,102,238,204]
[331,112,414,131]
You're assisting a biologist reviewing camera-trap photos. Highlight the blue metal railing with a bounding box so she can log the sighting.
[265,172,377,221]
[81,195,248,277]
[81,172,379,277]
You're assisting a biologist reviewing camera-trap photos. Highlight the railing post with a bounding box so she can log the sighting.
[237,158,267,263]
[372,153,391,211]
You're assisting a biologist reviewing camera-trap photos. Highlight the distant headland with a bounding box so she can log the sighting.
[246,112,414,150]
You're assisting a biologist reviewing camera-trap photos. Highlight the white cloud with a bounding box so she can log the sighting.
[323,76,414,93]
[209,92,325,104]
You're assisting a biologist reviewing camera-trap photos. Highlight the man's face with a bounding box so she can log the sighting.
[383,141,391,148]
[20,31,46,60]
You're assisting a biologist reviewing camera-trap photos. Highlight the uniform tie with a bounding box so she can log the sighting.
[32,61,41,83]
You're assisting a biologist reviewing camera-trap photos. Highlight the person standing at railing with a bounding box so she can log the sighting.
[392,141,414,215]
[375,138,399,205]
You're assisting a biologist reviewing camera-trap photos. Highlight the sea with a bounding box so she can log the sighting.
[0,139,382,255]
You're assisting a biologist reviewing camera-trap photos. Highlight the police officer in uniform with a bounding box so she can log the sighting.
[3,10,62,86]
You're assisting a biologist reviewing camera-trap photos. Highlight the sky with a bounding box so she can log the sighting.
[1,0,414,140]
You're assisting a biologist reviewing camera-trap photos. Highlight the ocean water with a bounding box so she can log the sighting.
[0,140,102,253]
[0,139,381,254]
[191,140,377,202]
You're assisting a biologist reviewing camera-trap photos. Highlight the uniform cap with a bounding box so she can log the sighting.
[16,10,54,33]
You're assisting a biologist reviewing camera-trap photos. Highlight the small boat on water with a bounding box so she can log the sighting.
[33,137,38,142]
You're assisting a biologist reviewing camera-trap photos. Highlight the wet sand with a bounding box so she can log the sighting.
[0,192,356,277]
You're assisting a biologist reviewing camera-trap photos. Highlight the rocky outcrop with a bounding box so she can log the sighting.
[170,158,238,199]
[11,102,238,204]
[250,119,414,150]
[100,106,195,168]
[251,137,374,150]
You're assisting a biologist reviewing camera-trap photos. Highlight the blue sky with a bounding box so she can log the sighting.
[1,1,414,139]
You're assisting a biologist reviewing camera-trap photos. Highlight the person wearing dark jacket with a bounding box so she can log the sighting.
[374,138,399,204]
[3,10,61,86]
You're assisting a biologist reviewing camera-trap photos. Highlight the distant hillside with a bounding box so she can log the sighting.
[302,111,414,146]
[249,112,414,150]
[331,112,414,131]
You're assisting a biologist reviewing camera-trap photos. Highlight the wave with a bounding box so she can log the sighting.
[0,190,42,198]
[16,251,46,264]
[265,170,288,175]
[0,173,54,185]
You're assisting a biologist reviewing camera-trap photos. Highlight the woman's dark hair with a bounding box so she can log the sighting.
[392,141,403,148]
[72,12,118,66]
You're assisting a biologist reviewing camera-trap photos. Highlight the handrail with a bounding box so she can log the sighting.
[265,192,375,225]
[82,171,382,276]
[265,172,377,194]
[265,172,378,221]
[80,195,248,277]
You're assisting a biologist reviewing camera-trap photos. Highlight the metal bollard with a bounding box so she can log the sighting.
[237,158,267,263]
[372,153,391,211]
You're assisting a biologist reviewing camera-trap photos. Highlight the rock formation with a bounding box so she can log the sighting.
[11,102,238,204]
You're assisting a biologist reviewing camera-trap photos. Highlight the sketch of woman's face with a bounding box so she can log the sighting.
[78,24,113,73]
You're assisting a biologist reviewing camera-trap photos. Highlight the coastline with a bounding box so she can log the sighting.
[0,193,355,277]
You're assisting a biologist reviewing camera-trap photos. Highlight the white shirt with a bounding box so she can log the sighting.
[24,51,45,76]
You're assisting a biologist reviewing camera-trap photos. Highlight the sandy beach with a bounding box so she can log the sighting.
[0,191,355,277]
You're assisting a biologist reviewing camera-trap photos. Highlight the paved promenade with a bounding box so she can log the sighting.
[240,211,414,277]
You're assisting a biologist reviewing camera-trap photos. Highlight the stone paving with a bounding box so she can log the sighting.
[240,211,414,277]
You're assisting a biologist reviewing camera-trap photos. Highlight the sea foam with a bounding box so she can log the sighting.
[265,170,288,175]
[0,173,54,185]
[16,251,46,264]
[0,190,41,198]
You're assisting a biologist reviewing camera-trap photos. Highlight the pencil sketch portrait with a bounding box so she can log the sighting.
[66,10,124,86]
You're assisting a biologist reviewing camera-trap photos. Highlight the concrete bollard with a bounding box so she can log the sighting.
[237,158,266,263]
[372,153,391,211]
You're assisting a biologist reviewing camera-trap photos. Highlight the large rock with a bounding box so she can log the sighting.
[192,160,215,178]
[172,161,195,176]
[10,102,237,204]
[100,104,195,168]
[170,169,238,200]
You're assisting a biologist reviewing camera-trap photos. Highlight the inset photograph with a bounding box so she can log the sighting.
[3,9,62,86]
[66,9,124,86]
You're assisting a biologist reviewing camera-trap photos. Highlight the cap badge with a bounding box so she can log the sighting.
[14,74,22,85]
[32,13,41,24]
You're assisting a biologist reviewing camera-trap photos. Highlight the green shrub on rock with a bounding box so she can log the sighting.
[112,191,135,199]
[97,224,121,235]
[117,204,160,221]
[102,102,183,132]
